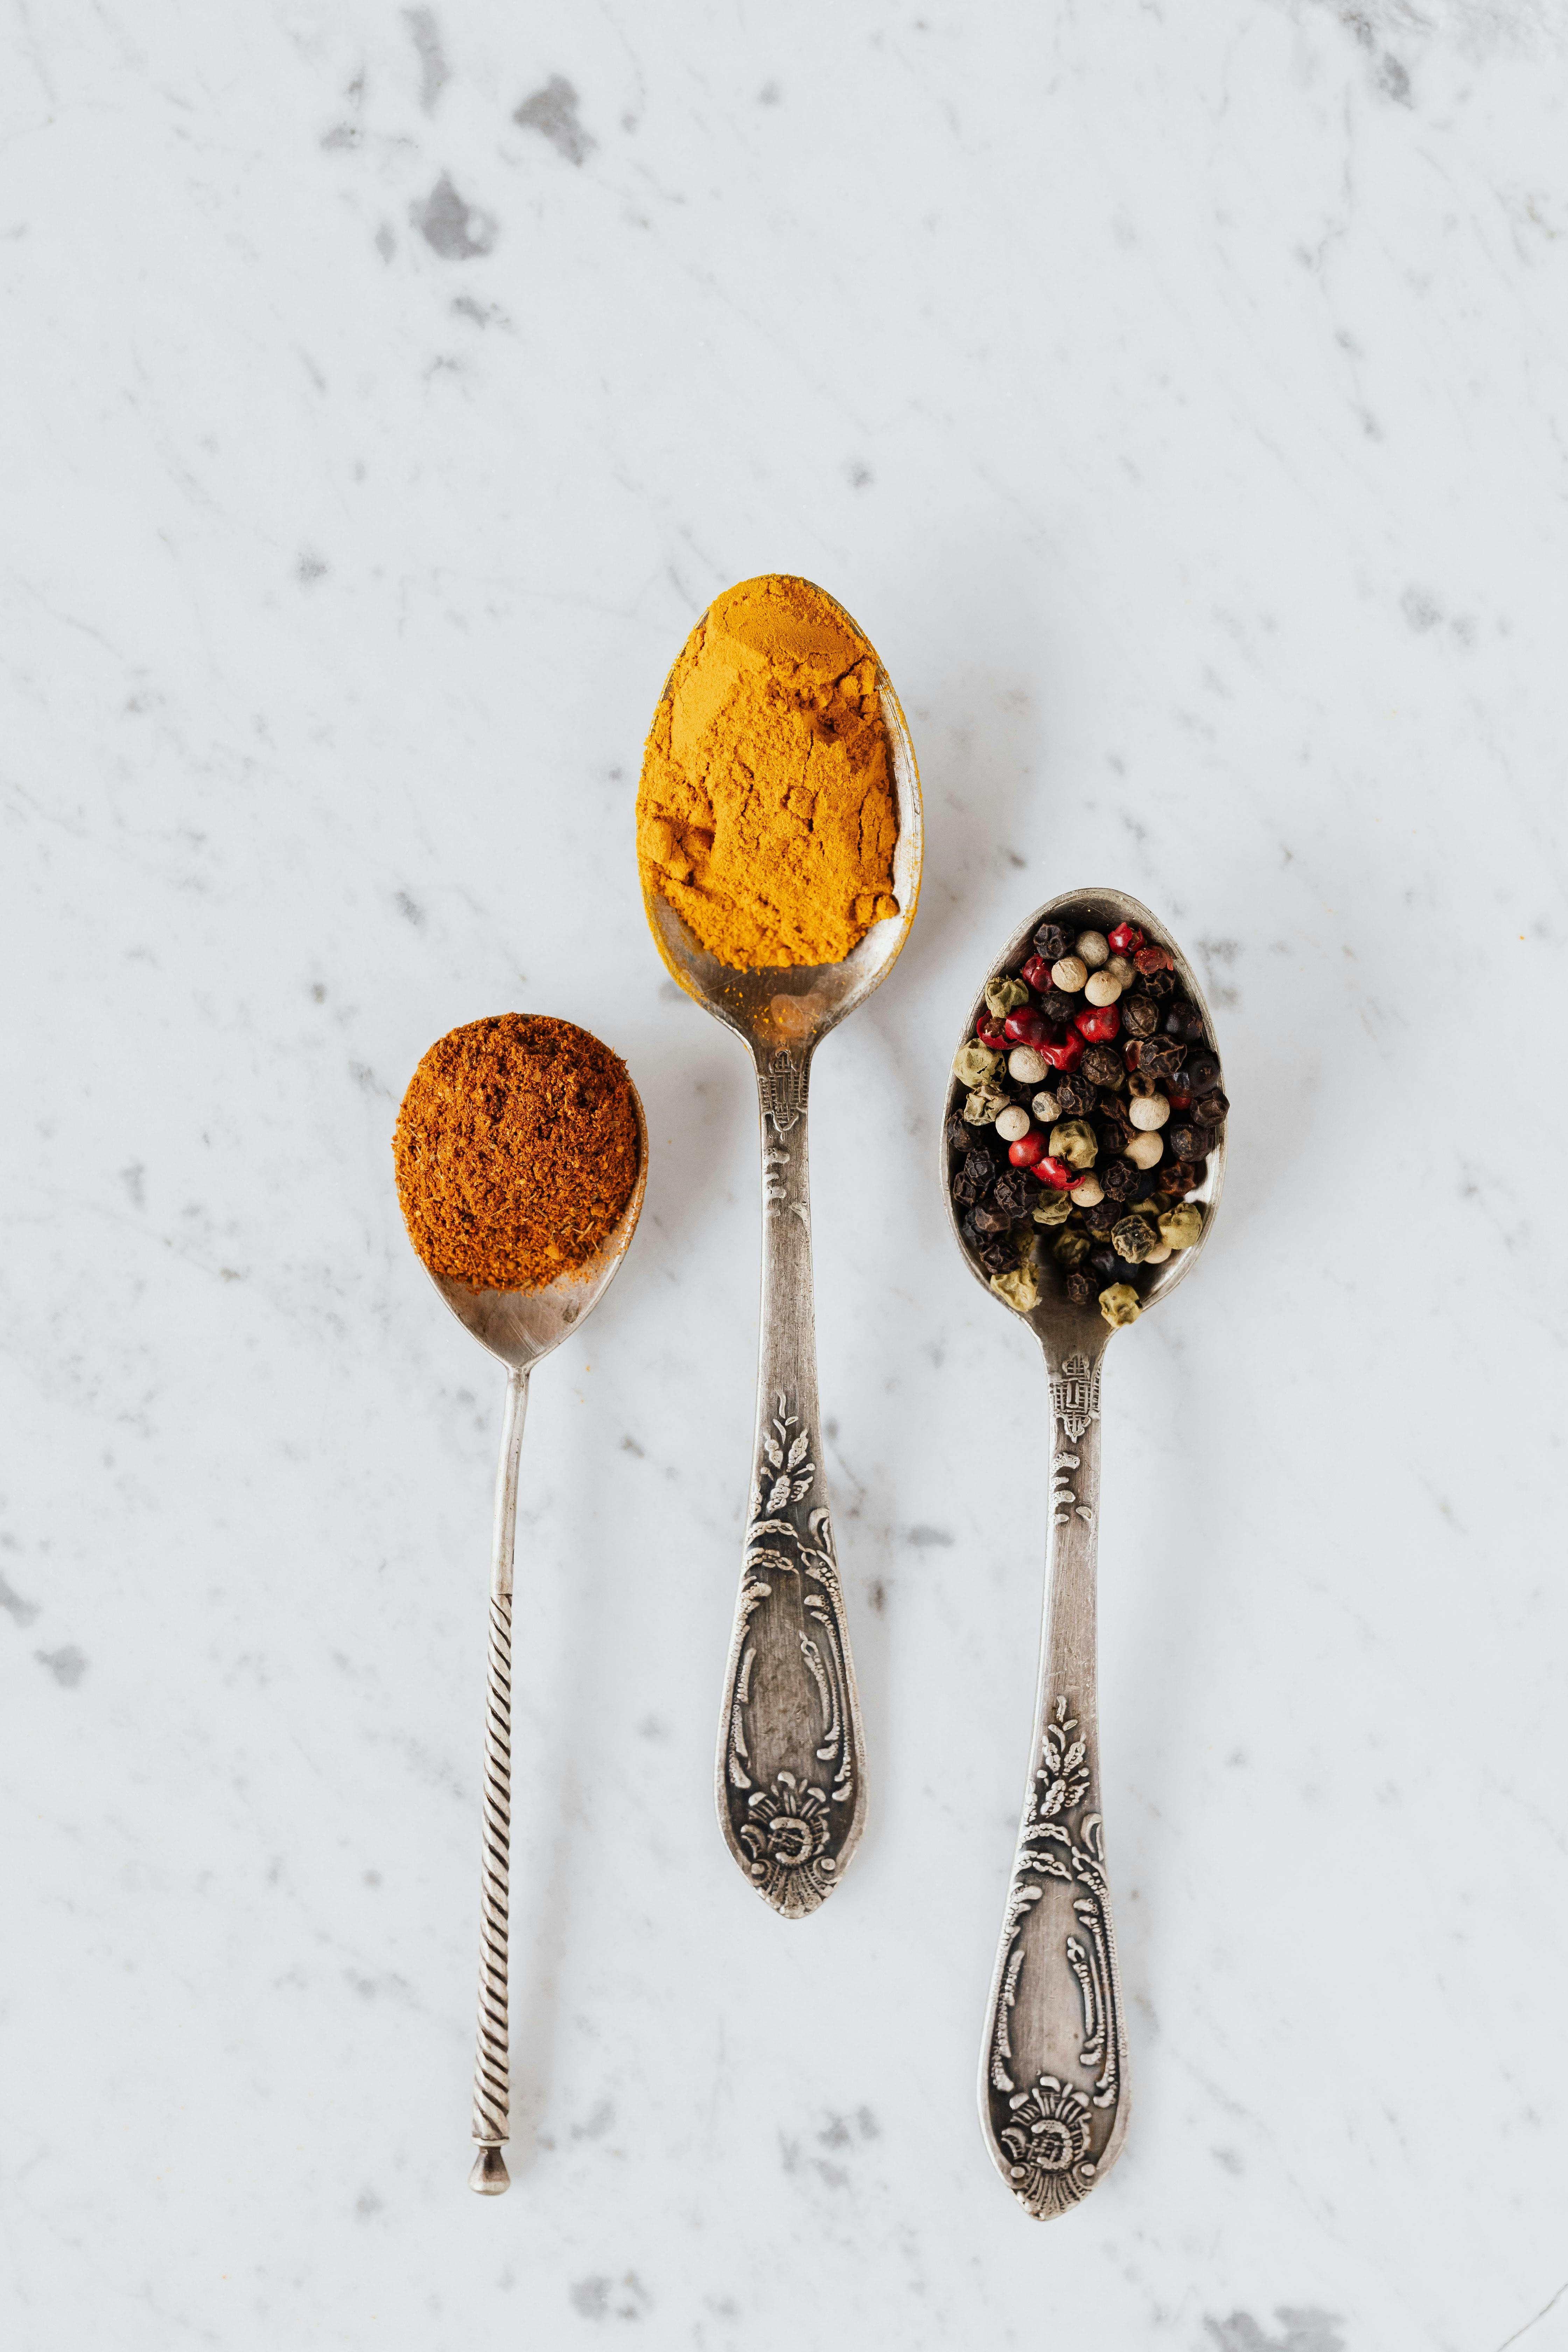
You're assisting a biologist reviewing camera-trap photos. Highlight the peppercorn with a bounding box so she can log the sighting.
[1033,921,1071,962]
[991,1263,1041,1313]
[985,975,1030,1016]
[1039,1032,1085,1073]
[1081,1043,1124,1089]
[993,1168,1036,1218]
[1185,1153,1210,1188]
[1130,1167,1161,1202]
[1105,954,1136,990]
[995,1104,1031,1143]
[952,1148,996,1204]
[954,1041,1002,1088]
[1107,920,1143,956]
[1055,1074,1094,1118]
[1031,1089,1064,1124]
[1124,1130,1163,1170]
[1076,931,1110,969]
[1020,954,1052,992]
[1142,968,1175,1001]
[1048,1118,1098,1170]
[1096,1088,1132,1128]
[1158,1201,1204,1249]
[975,1009,1008,1048]
[1112,1214,1158,1264]
[1041,989,1079,1026]
[1035,1155,1074,1191]
[1051,956,1088,994]
[1088,1245,1122,1285]
[1009,1133,1047,1170]
[1134,944,1173,975]
[972,1202,1014,1236]
[1143,1241,1172,1265]
[1054,1230,1091,1268]
[1032,1190,1074,1227]
[1169,1124,1203,1160]
[1083,1199,1118,1233]
[1084,969,1122,1007]
[945,1112,970,1157]
[1128,1091,1169,1133]
[1008,1046,1049,1084]
[1155,1161,1190,1197]
[964,1083,1011,1125]
[1004,1008,1049,1050]
[1069,1174,1104,1206]
[1138,1034,1184,1082]
[1122,993,1159,1038]
[1186,1051,1221,1093]
[1192,1088,1229,1126]
[1163,1000,1205,1043]
[977,1235,1017,1275]
[1100,1157,1136,1201]
[1064,1269,1093,1306]
[1074,1004,1121,1043]
[1099,1283,1141,1329]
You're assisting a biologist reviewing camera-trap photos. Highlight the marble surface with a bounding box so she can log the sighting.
[4,4,1567,2346]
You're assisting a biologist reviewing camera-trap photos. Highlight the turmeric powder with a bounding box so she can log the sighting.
[636,574,901,971]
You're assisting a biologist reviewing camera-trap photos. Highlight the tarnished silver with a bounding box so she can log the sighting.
[642,582,923,1916]
[426,1087,648,2192]
[943,889,1226,2217]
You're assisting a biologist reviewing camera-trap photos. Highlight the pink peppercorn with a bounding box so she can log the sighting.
[1034,1155,1074,1190]
[976,1010,1008,1049]
[1074,1005,1121,1043]
[1038,1031,1085,1073]
[1009,1131,1047,1169]
[1134,944,1173,976]
[1108,921,1144,956]
[1020,954,1052,992]
[1003,1007,1049,1049]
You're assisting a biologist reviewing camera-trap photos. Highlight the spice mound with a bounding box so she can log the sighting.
[637,573,901,972]
[946,914,1225,1331]
[394,1015,640,1294]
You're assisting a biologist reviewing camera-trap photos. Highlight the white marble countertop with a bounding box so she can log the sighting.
[4,4,1567,2347]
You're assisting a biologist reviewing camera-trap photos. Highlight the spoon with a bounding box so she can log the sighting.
[422,1085,648,2193]
[942,889,1226,2216]
[642,582,923,1916]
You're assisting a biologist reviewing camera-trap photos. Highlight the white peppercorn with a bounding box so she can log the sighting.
[994,1104,1031,1143]
[1069,1174,1104,1206]
[1123,1130,1163,1169]
[1128,1093,1170,1132]
[1008,1045,1049,1083]
[1051,956,1088,994]
[1143,1241,1172,1264]
[1084,969,1122,1007]
[1106,954,1136,989]
[1031,1089,1063,1124]
[1076,930,1110,969]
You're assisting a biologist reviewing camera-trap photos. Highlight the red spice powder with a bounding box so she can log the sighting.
[393,1014,640,1293]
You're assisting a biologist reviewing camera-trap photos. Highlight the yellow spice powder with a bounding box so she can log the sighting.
[636,574,900,971]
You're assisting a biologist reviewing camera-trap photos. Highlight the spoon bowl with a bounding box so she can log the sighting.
[424,1079,647,2193]
[944,889,1225,2218]
[641,579,922,1914]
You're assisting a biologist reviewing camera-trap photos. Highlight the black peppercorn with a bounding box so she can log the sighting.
[1143,968,1174,1001]
[1155,1161,1190,1196]
[1192,1088,1229,1126]
[1064,1269,1093,1306]
[1055,1074,1094,1118]
[1185,1153,1209,1188]
[972,1201,1015,1236]
[1083,1199,1119,1233]
[1033,921,1071,962]
[1041,988,1079,1026]
[1081,1044,1124,1089]
[1130,1168,1159,1202]
[1163,1000,1205,1043]
[1122,993,1159,1038]
[1186,1051,1221,1092]
[1088,1245,1122,1285]
[944,1112,971,1157]
[1101,1157,1137,1201]
[1138,1034,1184,1083]
[1096,1089,1133,1132]
[1169,1125,1202,1161]
[977,1235,1016,1276]
[952,1147,997,1205]
[993,1168,1036,1218]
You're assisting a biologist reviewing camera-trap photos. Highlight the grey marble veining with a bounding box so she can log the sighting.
[2,3,1566,2347]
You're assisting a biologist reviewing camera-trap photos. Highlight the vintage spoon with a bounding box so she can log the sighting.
[423,1087,648,2193]
[943,889,1226,2217]
[641,583,923,1917]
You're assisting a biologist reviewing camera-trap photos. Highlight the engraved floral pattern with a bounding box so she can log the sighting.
[738,1771,837,1916]
[1035,1696,1090,1820]
[998,2074,1097,2217]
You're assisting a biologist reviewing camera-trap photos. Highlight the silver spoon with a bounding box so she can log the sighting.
[642,582,923,1917]
[943,889,1226,2216]
[421,1086,649,2193]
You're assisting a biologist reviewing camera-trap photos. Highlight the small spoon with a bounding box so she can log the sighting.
[642,581,923,1917]
[942,889,1226,2217]
[422,1086,649,2193]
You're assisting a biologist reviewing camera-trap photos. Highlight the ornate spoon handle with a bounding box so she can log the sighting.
[979,1340,1128,2218]
[714,1045,868,1917]
[468,1364,528,2194]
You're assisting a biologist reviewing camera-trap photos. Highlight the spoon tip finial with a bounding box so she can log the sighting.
[468,2144,511,2195]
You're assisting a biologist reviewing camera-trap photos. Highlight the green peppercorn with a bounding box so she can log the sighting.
[953,1041,1002,1088]
[1098,1283,1141,1328]
[1054,1230,1091,1268]
[984,975,1030,1016]
[1112,1214,1158,1263]
[963,1082,1012,1125]
[1157,1201,1204,1250]
[1032,1191,1074,1226]
[990,1263,1041,1314]
[1047,1118,1098,1170]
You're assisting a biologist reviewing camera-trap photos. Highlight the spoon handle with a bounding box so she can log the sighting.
[715,1047,868,1917]
[468,1364,527,2195]
[979,1339,1129,2217]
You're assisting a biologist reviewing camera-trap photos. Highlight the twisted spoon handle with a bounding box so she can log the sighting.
[979,1340,1128,2218]
[469,1365,528,2195]
[714,1045,867,1917]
